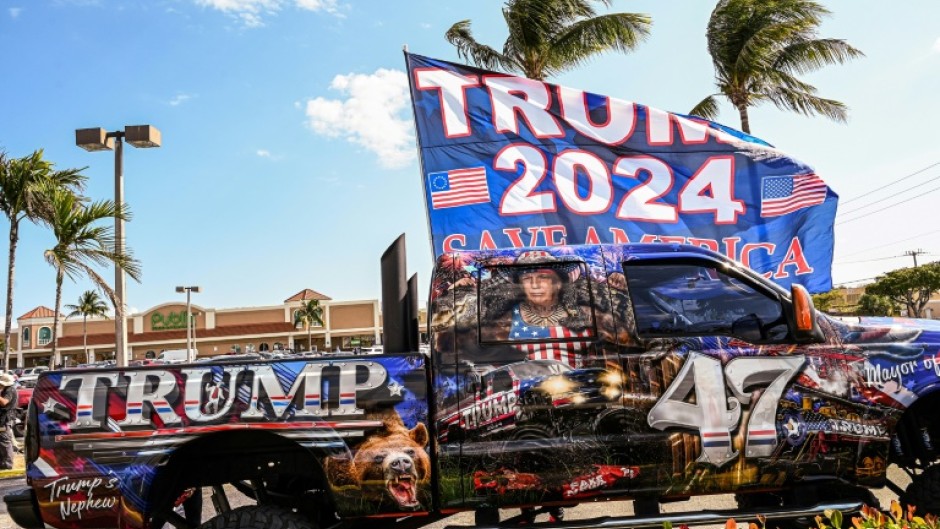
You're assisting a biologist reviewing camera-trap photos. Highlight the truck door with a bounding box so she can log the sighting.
[443,246,655,507]
[614,252,808,496]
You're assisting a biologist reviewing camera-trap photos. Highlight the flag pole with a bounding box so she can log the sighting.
[403,46,436,262]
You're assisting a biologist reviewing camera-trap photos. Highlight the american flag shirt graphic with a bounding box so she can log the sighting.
[428,167,490,209]
[509,306,591,368]
[760,173,828,217]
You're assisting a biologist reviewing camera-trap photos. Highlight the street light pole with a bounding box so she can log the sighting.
[114,135,127,366]
[176,286,201,362]
[76,125,161,368]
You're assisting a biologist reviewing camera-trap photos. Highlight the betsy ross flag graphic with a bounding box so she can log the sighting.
[428,167,490,209]
[761,173,827,217]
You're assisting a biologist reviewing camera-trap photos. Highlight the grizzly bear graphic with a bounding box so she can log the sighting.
[326,410,430,511]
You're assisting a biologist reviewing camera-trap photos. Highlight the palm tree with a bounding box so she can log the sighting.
[41,188,141,366]
[293,300,324,352]
[0,150,85,370]
[690,0,864,134]
[445,0,651,81]
[65,290,110,363]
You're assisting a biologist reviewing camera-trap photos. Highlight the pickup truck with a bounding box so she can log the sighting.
[5,242,940,529]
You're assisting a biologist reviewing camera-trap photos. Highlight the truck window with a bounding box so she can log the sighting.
[488,370,514,393]
[624,262,787,342]
[478,257,595,363]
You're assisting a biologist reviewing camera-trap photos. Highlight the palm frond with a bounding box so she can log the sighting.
[72,263,121,305]
[550,12,651,75]
[703,0,860,129]
[758,69,815,93]
[43,187,143,303]
[293,299,324,328]
[447,0,650,81]
[775,38,865,74]
[689,95,721,121]
[765,86,849,122]
[446,20,514,73]
[64,290,110,320]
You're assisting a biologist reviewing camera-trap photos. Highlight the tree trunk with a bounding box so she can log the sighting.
[736,102,751,135]
[51,269,64,368]
[114,299,125,366]
[3,221,18,371]
[308,327,312,352]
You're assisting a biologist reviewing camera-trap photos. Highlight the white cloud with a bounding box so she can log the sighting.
[933,37,940,54]
[194,0,341,26]
[295,0,338,14]
[304,68,414,169]
[168,93,195,106]
[195,0,278,11]
[8,8,22,18]
[239,11,264,27]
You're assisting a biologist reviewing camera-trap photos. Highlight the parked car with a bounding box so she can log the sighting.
[129,359,164,367]
[157,349,194,364]
[196,353,263,363]
[75,360,117,369]
[13,384,32,437]
[17,366,49,388]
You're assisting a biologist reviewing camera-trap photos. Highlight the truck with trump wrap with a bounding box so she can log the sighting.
[6,238,940,529]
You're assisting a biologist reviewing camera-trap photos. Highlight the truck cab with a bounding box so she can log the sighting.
[428,243,940,517]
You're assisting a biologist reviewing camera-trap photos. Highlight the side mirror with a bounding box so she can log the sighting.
[790,284,824,342]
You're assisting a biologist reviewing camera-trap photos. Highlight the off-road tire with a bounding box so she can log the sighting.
[901,465,940,517]
[475,506,500,526]
[199,505,315,529]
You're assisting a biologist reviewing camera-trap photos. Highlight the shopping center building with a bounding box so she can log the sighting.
[13,289,384,368]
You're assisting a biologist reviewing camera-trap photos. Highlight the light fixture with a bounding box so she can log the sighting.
[76,124,161,367]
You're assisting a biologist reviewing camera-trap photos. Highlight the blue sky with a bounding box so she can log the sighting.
[1,0,939,322]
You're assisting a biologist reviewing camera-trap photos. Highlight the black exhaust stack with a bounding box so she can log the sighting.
[381,234,418,353]
[407,273,420,351]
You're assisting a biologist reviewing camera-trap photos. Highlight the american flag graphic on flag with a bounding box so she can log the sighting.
[760,173,828,217]
[513,327,592,369]
[428,167,490,209]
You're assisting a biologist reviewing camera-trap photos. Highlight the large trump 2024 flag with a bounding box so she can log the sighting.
[406,53,838,293]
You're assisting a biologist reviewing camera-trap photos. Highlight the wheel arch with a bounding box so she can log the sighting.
[892,388,940,469]
[141,429,342,526]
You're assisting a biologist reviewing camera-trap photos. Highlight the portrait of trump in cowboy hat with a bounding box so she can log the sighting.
[476,250,595,353]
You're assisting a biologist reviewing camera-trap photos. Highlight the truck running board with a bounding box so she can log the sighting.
[452,500,863,529]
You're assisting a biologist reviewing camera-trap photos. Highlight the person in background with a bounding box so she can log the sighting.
[0,373,18,470]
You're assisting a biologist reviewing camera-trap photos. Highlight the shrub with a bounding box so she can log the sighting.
[818,502,940,529]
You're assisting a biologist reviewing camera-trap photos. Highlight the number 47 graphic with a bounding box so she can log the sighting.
[648,353,806,467]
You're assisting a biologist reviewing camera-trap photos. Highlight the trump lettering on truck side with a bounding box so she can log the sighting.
[55,360,389,429]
